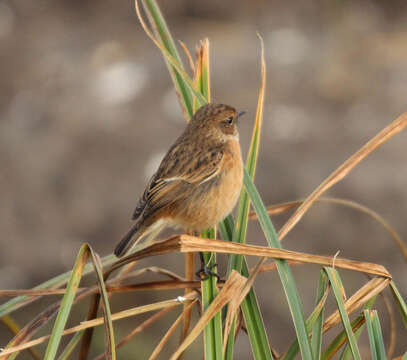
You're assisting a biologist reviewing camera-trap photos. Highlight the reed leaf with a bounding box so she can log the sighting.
[389,281,407,330]
[364,310,386,360]
[311,271,329,360]
[225,33,272,360]
[281,272,330,360]
[324,268,361,360]
[44,244,115,360]
[43,244,90,360]
[0,255,115,319]
[141,0,194,119]
[243,169,313,358]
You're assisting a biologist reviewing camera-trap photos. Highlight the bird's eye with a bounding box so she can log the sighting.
[226,116,234,125]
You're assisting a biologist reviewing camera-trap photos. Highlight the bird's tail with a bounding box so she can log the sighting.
[114,218,165,258]
[114,220,145,257]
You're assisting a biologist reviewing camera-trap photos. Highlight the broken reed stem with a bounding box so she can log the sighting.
[117,235,390,278]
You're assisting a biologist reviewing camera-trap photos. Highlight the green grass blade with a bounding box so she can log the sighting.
[44,244,90,360]
[240,259,274,360]
[221,216,273,360]
[228,34,265,274]
[321,315,364,360]
[364,310,378,360]
[192,39,210,104]
[339,326,364,360]
[311,271,329,360]
[340,296,377,360]
[322,296,376,360]
[137,3,221,356]
[244,168,313,359]
[88,251,116,360]
[371,311,386,359]
[191,38,223,360]
[389,280,407,330]
[224,321,235,360]
[224,34,267,360]
[402,351,407,360]
[219,214,234,241]
[43,244,115,360]
[282,271,329,360]
[201,230,223,360]
[324,268,361,360]
[136,0,206,110]
[141,0,193,119]
[57,331,84,360]
[0,255,116,319]
[1,315,42,360]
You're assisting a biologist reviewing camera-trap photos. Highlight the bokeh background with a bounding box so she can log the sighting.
[1,0,407,358]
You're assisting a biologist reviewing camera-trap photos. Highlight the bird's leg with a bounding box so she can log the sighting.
[187,230,220,281]
[196,251,220,281]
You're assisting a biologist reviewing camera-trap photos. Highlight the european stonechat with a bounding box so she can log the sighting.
[114,103,245,257]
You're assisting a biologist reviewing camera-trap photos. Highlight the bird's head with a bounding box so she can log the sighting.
[190,103,245,142]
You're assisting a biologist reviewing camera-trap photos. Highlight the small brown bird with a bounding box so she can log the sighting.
[114,103,245,260]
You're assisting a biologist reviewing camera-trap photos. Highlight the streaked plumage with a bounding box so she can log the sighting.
[114,103,244,257]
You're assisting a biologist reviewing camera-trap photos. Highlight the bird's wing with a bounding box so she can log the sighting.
[132,145,224,220]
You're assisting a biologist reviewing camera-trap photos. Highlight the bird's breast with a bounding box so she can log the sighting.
[216,139,243,214]
[168,139,243,231]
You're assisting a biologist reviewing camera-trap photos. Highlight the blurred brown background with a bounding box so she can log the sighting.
[1,0,407,358]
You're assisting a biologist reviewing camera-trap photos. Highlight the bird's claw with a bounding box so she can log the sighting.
[196,263,220,281]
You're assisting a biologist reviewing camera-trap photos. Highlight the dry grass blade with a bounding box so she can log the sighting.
[79,258,179,359]
[169,271,247,360]
[278,112,407,241]
[222,260,263,356]
[3,245,116,360]
[93,306,176,360]
[323,316,366,359]
[180,230,197,356]
[0,296,196,358]
[178,40,195,73]
[1,265,159,358]
[90,251,116,360]
[116,306,174,349]
[3,248,90,360]
[180,253,195,354]
[106,238,181,274]
[2,288,95,358]
[256,260,302,273]
[123,266,184,281]
[0,266,185,298]
[323,277,390,332]
[0,289,67,297]
[249,197,407,262]
[0,316,41,360]
[192,39,210,110]
[125,235,391,278]
[107,280,210,293]
[78,261,185,359]
[1,266,185,354]
[149,300,198,360]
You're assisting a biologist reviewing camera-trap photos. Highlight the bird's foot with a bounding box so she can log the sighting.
[196,263,220,281]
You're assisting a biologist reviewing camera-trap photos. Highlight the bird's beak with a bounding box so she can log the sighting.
[237,111,246,118]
